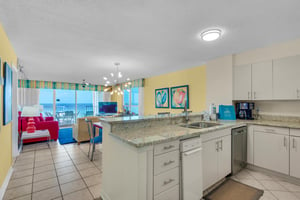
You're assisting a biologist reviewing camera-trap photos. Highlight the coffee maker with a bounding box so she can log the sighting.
[236,102,255,120]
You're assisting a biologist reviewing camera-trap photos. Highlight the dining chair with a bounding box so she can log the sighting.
[85,118,102,161]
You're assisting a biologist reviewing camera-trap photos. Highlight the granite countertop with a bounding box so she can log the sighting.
[107,118,300,148]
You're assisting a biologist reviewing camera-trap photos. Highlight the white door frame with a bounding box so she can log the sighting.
[11,64,19,157]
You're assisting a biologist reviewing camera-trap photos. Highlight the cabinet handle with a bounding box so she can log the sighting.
[163,179,174,185]
[163,145,174,150]
[293,138,296,149]
[216,141,219,152]
[248,92,250,100]
[254,92,256,99]
[265,129,275,133]
[220,140,223,151]
[163,160,175,166]
[284,137,287,147]
[297,89,300,98]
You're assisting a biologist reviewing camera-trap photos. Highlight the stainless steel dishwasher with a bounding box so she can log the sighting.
[231,126,247,175]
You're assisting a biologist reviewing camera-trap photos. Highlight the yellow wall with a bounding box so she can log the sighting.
[110,87,123,112]
[0,24,17,187]
[144,65,206,115]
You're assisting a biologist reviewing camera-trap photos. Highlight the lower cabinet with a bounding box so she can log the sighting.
[253,126,289,175]
[247,125,254,164]
[290,129,300,179]
[153,140,180,200]
[202,129,231,190]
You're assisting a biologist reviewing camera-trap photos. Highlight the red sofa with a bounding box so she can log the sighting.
[18,112,59,143]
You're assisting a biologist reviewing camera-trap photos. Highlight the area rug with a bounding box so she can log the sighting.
[58,128,77,145]
[205,179,264,200]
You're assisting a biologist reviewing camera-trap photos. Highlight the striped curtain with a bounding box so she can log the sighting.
[120,78,145,90]
[18,80,105,91]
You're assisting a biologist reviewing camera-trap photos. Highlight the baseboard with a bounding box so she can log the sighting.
[0,167,13,200]
[100,190,111,200]
[247,164,300,185]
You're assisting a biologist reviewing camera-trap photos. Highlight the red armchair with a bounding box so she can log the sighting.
[18,112,59,143]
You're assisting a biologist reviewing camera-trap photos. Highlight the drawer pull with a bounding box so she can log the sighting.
[163,160,175,166]
[163,145,174,150]
[265,129,275,133]
[163,179,174,185]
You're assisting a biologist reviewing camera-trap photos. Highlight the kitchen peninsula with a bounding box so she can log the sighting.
[99,113,300,200]
[99,113,238,200]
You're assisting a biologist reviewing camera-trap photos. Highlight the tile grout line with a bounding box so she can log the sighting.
[31,147,37,200]
[64,144,96,199]
[50,142,64,200]
[246,169,280,200]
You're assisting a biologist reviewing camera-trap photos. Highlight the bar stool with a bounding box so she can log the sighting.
[85,118,102,161]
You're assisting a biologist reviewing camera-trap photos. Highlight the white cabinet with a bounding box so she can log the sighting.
[218,135,231,177]
[273,55,300,100]
[202,138,219,189]
[253,126,289,175]
[247,125,254,164]
[233,61,272,100]
[153,141,179,199]
[202,129,231,190]
[290,129,300,179]
[233,64,252,100]
[252,61,273,100]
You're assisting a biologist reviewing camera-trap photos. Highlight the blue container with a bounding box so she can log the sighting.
[219,105,236,120]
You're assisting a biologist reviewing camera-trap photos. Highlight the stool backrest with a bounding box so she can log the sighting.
[85,118,93,139]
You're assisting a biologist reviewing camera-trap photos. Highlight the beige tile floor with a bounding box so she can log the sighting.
[231,168,300,200]
[4,141,102,200]
[5,140,300,200]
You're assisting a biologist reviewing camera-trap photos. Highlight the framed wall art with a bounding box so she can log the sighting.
[3,62,12,125]
[155,87,169,108]
[171,85,189,109]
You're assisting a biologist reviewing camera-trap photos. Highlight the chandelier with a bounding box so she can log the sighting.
[103,62,131,95]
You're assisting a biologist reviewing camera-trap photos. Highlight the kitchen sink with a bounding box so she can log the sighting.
[180,122,222,129]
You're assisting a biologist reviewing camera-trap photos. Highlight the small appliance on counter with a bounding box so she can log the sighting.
[236,102,255,120]
[218,105,236,120]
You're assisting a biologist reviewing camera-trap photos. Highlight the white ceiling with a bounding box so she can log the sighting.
[1,0,300,85]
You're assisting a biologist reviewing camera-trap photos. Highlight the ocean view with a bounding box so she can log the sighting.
[41,103,94,119]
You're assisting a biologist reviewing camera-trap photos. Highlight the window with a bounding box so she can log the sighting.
[39,89,54,117]
[56,89,76,126]
[39,89,105,125]
[123,88,139,115]
[77,90,94,117]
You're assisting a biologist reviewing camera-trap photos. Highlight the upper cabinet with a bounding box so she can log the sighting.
[233,64,252,100]
[273,55,300,100]
[233,61,272,100]
[252,61,273,100]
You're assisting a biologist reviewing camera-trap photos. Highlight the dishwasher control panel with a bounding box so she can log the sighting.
[180,137,202,152]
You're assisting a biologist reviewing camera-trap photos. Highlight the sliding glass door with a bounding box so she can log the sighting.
[39,89,103,126]
[55,89,76,126]
[77,90,94,118]
[39,89,54,117]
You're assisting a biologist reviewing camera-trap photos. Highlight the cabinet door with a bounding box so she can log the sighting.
[273,55,300,99]
[290,136,300,179]
[233,64,252,100]
[202,139,218,190]
[218,135,232,179]
[252,61,273,100]
[254,131,289,175]
[247,126,254,164]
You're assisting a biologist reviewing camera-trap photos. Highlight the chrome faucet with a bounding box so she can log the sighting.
[183,101,189,122]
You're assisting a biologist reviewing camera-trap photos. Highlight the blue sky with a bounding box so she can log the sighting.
[39,89,93,104]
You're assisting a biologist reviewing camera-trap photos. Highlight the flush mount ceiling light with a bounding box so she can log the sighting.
[200,29,222,42]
